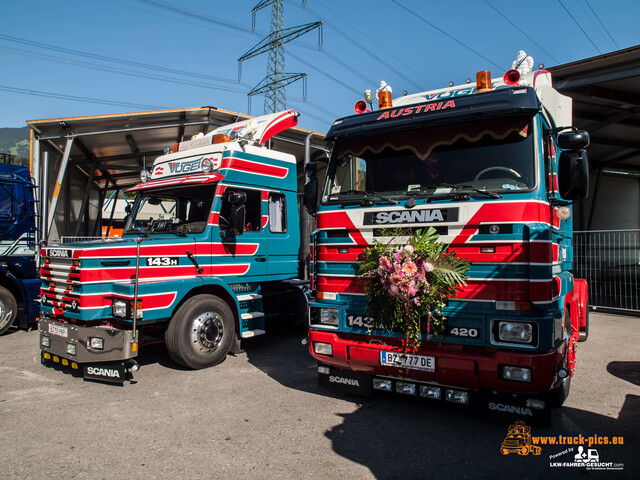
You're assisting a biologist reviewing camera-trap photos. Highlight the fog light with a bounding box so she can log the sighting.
[526,398,546,410]
[71,362,78,370]
[61,358,69,366]
[66,343,76,355]
[43,352,51,360]
[89,337,104,350]
[420,385,442,400]
[41,336,50,347]
[396,382,417,395]
[318,365,330,375]
[373,378,393,392]
[498,321,533,343]
[52,355,60,363]
[502,365,532,383]
[313,342,333,356]
[445,389,469,405]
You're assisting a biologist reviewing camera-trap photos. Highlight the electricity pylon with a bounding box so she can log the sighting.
[238,0,322,114]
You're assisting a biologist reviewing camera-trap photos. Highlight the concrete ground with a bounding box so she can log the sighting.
[1,311,638,479]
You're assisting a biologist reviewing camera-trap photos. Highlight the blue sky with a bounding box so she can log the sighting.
[1,0,639,133]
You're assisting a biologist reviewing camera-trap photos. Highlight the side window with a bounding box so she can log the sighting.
[268,192,286,233]
[220,188,262,232]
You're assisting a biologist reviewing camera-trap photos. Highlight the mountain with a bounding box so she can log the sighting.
[0,126,29,164]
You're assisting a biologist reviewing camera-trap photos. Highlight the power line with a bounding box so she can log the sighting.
[0,85,167,110]
[290,0,432,90]
[483,0,560,64]
[558,0,602,54]
[0,45,250,94]
[0,33,245,86]
[585,0,619,49]
[391,0,502,70]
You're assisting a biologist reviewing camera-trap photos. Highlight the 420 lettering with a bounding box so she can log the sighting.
[448,326,479,338]
[146,256,179,266]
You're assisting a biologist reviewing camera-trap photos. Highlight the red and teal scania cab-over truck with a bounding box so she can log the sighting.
[38,110,308,383]
[304,60,590,421]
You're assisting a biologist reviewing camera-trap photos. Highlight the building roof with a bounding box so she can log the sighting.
[28,106,328,189]
[550,45,640,173]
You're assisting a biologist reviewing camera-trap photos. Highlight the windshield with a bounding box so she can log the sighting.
[125,184,215,236]
[322,116,535,203]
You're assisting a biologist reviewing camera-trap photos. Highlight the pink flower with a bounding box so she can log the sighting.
[394,251,404,262]
[379,256,392,271]
[390,274,402,285]
[402,260,417,276]
[404,244,414,254]
[424,262,434,273]
[389,284,399,296]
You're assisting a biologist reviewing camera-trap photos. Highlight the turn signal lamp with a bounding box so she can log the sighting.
[476,71,492,92]
[503,69,520,85]
[213,134,231,144]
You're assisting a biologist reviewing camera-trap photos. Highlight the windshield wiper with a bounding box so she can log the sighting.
[407,184,501,200]
[335,190,398,206]
[455,185,502,199]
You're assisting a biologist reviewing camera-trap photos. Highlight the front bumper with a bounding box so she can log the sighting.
[39,317,138,364]
[309,329,564,394]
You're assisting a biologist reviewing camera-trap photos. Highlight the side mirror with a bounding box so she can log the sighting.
[229,204,246,235]
[557,130,590,150]
[303,177,318,215]
[558,150,589,201]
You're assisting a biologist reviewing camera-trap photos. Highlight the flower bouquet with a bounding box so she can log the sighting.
[358,227,470,350]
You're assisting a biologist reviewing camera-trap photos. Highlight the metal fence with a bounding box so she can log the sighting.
[574,230,640,312]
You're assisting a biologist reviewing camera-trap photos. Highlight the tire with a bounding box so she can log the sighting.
[165,295,235,369]
[550,373,572,408]
[0,286,18,335]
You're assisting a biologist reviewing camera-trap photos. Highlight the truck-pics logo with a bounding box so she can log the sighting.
[363,208,457,225]
[500,421,541,456]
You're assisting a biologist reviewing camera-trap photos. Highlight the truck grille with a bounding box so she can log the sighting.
[41,256,81,315]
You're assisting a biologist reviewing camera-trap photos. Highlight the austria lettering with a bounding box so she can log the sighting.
[377,100,456,121]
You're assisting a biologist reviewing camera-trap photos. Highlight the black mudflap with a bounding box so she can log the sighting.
[83,362,126,385]
[318,365,373,396]
[475,391,552,428]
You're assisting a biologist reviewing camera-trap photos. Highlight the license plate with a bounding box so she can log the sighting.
[380,351,435,372]
[48,323,68,338]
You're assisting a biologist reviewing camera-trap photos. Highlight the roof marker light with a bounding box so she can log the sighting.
[476,70,492,92]
[376,81,392,109]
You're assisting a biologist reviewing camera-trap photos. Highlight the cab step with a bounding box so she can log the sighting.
[241,329,266,338]
[241,311,265,320]
[237,293,263,301]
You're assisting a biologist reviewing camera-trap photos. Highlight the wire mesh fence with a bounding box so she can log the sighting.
[574,230,640,312]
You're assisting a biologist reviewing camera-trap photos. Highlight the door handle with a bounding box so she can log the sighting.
[254,256,266,262]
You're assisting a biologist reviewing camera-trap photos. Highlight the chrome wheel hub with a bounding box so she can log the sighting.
[190,312,223,351]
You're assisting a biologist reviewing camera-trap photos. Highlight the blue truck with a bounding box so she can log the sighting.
[38,110,308,383]
[0,163,40,335]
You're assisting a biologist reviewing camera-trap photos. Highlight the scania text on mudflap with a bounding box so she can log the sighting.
[39,110,308,383]
[304,52,590,423]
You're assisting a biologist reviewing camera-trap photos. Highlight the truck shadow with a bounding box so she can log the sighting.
[244,327,638,478]
[322,394,639,479]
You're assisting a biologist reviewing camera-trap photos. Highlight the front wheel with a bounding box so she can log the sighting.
[165,295,235,369]
[0,286,18,335]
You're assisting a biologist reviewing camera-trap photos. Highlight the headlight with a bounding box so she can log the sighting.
[112,299,128,318]
[41,336,50,347]
[319,307,339,326]
[66,343,76,355]
[498,321,533,344]
[89,337,104,350]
